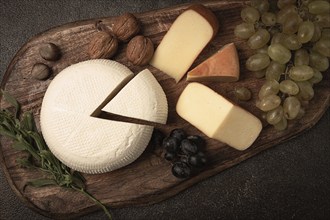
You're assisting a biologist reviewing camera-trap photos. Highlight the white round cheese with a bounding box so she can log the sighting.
[40,59,168,174]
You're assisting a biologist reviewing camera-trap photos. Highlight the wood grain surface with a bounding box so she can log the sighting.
[0,1,329,219]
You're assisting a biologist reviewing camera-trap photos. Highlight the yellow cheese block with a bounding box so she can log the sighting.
[149,4,219,82]
[176,83,262,150]
[187,43,240,82]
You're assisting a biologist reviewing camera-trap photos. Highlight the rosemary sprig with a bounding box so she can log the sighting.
[0,90,112,219]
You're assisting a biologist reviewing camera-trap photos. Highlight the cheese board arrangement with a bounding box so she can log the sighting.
[0,0,329,219]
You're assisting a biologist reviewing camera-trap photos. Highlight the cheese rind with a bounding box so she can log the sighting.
[176,83,262,150]
[149,4,219,82]
[102,69,168,124]
[187,43,240,82]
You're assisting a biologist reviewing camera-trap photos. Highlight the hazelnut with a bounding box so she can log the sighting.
[112,13,140,42]
[88,31,118,59]
[31,63,51,80]
[39,43,61,61]
[126,35,154,66]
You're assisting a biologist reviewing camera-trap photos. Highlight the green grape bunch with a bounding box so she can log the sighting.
[234,0,330,130]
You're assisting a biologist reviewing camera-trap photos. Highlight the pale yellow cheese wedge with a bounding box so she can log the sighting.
[187,43,240,82]
[176,83,262,150]
[149,4,219,82]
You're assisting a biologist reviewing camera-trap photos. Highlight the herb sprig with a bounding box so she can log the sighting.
[0,90,112,219]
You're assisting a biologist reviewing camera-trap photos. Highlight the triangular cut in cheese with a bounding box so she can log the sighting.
[186,43,240,82]
[100,69,168,124]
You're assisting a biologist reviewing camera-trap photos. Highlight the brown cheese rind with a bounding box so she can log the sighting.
[187,4,220,39]
[187,43,240,82]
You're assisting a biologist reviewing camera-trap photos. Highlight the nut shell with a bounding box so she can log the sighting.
[88,31,118,59]
[39,43,61,61]
[126,35,154,66]
[112,13,140,42]
[31,63,51,80]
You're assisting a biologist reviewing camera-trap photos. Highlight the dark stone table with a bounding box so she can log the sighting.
[1,1,329,219]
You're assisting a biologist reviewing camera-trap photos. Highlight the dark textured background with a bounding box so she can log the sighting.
[0,1,329,220]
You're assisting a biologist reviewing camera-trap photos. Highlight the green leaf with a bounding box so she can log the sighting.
[0,126,16,139]
[12,140,28,151]
[26,178,58,188]
[21,112,37,132]
[1,90,20,118]
[16,157,34,168]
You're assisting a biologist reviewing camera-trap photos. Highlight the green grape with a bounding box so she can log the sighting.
[283,96,301,120]
[302,0,317,5]
[265,61,286,81]
[295,81,314,101]
[308,1,330,14]
[294,48,309,66]
[279,79,300,95]
[314,38,330,57]
[282,34,302,50]
[258,79,280,99]
[315,13,330,28]
[268,43,292,64]
[278,0,297,9]
[311,22,322,42]
[266,106,284,125]
[256,45,269,54]
[253,69,267,78]
[234,87,252,101]
[309,69,323,84]
[282,13,301,34]
[247,29,271,49]
[271,33,286,45]
[261,12,276,26]
[234,22,256,39]
[241,6,260,23]
[246,53,271,71]
[256,94,282,111]
[251,0,270,13]
[276,5,298,24]
[309,50,329,71]
[297,21,315,43]
[273,116,288,130]
[321,28,330,40]
[288,65,314,81]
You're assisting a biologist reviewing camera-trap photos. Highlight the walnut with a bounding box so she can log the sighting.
[112,13,140,42]
[88,31,118,59]
[126,35,154,66]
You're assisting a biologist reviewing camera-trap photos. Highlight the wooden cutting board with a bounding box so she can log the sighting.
[0,1,329,219]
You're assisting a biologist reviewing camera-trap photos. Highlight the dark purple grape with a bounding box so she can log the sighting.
[164,152,176,161]
[187,135,205,149]
[150,129,165,148]
[180,139,199,155]
[170,128,186,142]
[180,155,189,163]
[162,137,180,153]
[171,162,191,178]
[188,152,207,168]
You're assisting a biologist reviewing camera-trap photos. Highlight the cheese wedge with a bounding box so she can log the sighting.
[187,43,240,82]
[102,69,168,124]
[40,60,168,173]
[149,4,219,82]
[176,83,262,150]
